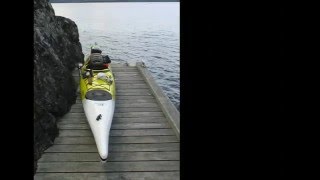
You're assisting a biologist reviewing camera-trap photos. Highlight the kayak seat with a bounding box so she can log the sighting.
[85,90,112,101]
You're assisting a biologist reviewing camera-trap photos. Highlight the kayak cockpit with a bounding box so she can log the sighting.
[85,90,112,101]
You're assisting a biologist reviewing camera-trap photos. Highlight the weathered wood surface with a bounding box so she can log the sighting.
[54,136,179,144]
[70,107,162,113]
[59,117,168,124]
[62,111,165,118]
[35,64,180,179]
[58,122,171,130]
[137,62,180,139]
[45,143,179,152]
[58,129,175,137]
[35,172,179,180]
[39,152,180,162]
[37,161,179,172]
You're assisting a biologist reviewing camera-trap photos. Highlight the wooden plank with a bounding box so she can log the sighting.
[116,95,155,100]
[39,152,179,162]
[45,143,179,152]
[113,71,141,74]
[70,107,162,113]
[112,67,139,74]
[71,106,84,109]
[116,89,151,93]
[116,84,149,89]
[112,69,139,72]
[69,108,84,113]
[112,68,139,74]
[115,77,145,81]
[70,104,84,108]
[115,79,145,82]
[113,70,140,73]
[59,130,92,137]
[57,118,87,124]
[109,64,127,68]
[112,117,167,123]
[111,65,137,68]
[115,103,159,108]
[57,116,86,121]
[113,73,141,77]
[72,101,159,108]
[116,99,157,103]
[116,91,153,96]
[114,112,164,118]
[59,117,167,124]
[60,114,85,119]
[114,74,142,77]
[59,129,175,137]
[63,111,164,119]
[114,80,146,84]
[110,129,175,136]
[58,122,170,130]
[112,67,138,71]
[108,135,180,144]
[35,172,179,180]
[58,124,89,129]
[37,161,179,172]
[74,97,157,106]
[54,136,178,144]
[54,136,95,144]
[112,63,128,66]
[75,100,82,104]
[74,98,156,106]
[115,107,161,113]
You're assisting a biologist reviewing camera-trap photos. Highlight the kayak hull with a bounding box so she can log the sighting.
[82,98,115,160]
[79,53,116,161]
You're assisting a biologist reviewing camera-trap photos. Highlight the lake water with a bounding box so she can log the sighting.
[52,2,180,110]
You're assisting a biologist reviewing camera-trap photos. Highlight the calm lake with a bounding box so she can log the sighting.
[52,2,180,110]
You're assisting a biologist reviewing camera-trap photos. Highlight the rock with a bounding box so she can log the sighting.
[33,0,84,174]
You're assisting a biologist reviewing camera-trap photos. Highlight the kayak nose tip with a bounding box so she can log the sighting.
[99,152,108,162]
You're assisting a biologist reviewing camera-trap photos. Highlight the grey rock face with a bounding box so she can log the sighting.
[34,0,84,174]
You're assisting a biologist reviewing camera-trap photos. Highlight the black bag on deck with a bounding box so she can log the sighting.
[91,48,102,54]
[103,55,111,64]
[88,53,105,70]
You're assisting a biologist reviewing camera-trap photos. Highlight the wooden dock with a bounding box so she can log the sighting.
[34,62,180,180]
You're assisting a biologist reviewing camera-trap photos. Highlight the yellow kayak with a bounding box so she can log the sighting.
[78,51,116,161]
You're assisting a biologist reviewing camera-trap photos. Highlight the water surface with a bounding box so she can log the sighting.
[52,2,180,110]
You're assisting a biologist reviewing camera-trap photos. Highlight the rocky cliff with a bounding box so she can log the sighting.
[34,0,84,173]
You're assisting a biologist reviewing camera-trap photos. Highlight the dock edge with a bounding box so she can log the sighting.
[136,62,180,140]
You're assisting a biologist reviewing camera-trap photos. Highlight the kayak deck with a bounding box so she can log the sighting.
[35,63,180,180]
